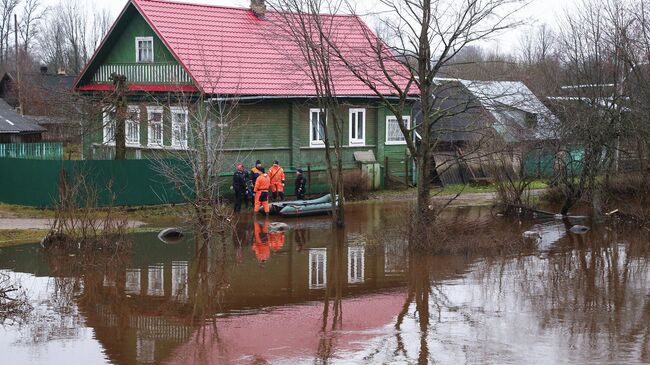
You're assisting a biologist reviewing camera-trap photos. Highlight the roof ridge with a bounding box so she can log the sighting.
[134,0,253,12]
[133,0,360,18]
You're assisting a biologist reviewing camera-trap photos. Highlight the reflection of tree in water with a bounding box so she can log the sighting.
[317,229,346,361]
[158,228,235,365]
[393,252,432,364]
[0,272,32,325]
[476,226,650,361]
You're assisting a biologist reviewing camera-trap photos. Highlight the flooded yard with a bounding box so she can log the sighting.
[1,201,649,364]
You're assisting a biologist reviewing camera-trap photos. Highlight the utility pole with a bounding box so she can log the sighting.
[14,13,21,115]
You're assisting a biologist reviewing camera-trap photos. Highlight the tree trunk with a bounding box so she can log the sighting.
[416,157,431,220]
[111,74,128,160]
[114,107,126,160]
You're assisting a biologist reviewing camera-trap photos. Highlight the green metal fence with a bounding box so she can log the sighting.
[0,158,335,208]
[0,158,185,208]
[0,143,64,160]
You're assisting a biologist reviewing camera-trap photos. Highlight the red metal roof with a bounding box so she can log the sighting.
[130,0,410,97]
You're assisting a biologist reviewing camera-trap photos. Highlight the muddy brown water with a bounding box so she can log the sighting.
[1,201,649,364]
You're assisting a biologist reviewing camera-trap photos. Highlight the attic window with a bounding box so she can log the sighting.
[136,36,154,63]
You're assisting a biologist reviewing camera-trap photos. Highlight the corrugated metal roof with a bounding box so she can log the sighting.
[0,99,46,134]
[128,0,409,96]
[460,80,559,141]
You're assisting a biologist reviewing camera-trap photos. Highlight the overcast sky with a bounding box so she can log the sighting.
[39,0,578,53]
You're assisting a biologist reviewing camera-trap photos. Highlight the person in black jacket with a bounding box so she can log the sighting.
[232,164,247,213]
[295,169,306,200]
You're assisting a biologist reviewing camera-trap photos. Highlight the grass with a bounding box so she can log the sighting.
[0,204,55,219]
[0,229,48,247]
[0,203,185,225]
[438,180,549,195]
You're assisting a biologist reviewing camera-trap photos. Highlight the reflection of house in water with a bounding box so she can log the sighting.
[171,261,188,302]
[309,248,327,289]
[125,268,141,295]
[147,264,165,296]
[0,202,427,365]
[384,242,408,276]
[348,246,365,284]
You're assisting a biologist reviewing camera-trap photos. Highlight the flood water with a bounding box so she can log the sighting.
[1,201,650,364]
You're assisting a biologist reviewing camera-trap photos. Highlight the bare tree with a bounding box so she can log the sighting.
[0,0,19,65]
[150,93,239,246]
[36,0,113,74]
[18,0,42,54]
[269,0,347,227]
[547,0,630,216]
[327,0,525,226]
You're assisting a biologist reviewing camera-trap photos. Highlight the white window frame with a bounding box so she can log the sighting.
[125,268,141,295]
[385,115,411,145]
[348,246,365,284]
[349,108,366,146]
[147,264,164,297]
[171,106,189,148]
[309,248,327,289]
[147,106,164,147]
[171,261,188,302]
[309,108,326,148]
[135,36,154,63]
[125,105,141,146]
[102,110,115,145]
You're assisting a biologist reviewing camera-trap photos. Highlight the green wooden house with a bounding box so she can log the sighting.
[74,0,413,189]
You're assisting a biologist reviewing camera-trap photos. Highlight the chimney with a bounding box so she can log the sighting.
[251,0,266,18]
[57,67,66,76]
[40,66,48,75]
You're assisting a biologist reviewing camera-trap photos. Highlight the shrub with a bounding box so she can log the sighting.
[540,185,565,204]
[343,170,370,201]
[604,173,650,197]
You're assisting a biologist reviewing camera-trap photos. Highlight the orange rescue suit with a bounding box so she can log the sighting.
[268,165,285,193]
[252,221,270,263]
[254,173,271,213]
[269,231,286,252]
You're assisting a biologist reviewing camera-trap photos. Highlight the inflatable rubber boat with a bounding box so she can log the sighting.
[260,194,335,217]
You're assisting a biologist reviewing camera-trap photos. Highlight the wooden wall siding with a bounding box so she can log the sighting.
[223,102,291,150]
[377,105,410,177]
[85,98,414,190]
[82,4,182,86]
[102,8,177,65]
[92,63,193,84]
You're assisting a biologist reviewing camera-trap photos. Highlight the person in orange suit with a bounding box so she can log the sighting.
[269,230,286,252]
[252,220,270,263]
[268,160,286,201]
[254,167,271,214]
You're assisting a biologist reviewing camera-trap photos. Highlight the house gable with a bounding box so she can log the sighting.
[75,2,196,92]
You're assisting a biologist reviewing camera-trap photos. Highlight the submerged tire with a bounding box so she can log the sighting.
[268,222,290,232]
[158,228,185,244]
[569,225,590,234]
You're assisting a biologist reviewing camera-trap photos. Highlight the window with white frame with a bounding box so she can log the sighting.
[125,268,141,295]
[147,264,164,297]
[126,106,141,145]
[171,261,188,302]
[349,108,366,146]
[309,108,325,147]
[348,246,365,284]
[135,36,154,63]
[309,248,327,289]
[102,110,115,144]
[147,106,163,146]
[171,107,189,147]
[386,116,410,145]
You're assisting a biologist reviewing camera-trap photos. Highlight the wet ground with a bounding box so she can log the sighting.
[0,201,649,364]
